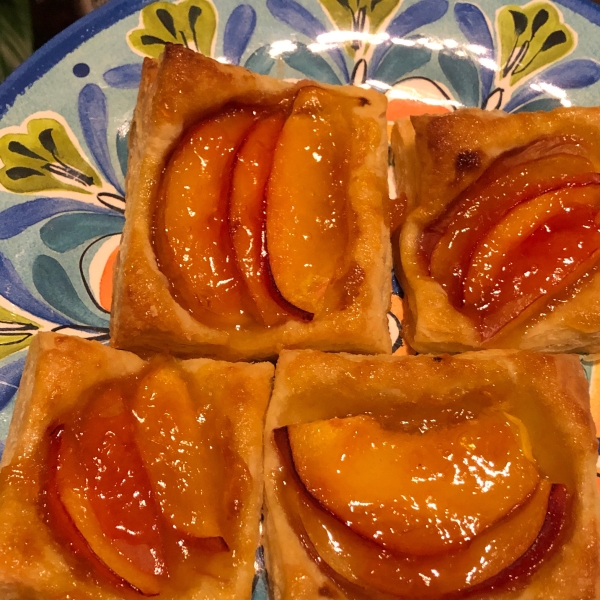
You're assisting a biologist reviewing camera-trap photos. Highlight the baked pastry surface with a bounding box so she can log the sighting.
[393,107,600,353]
[111,45,391,361]
[0,332,272,599]
[263,349,600,599]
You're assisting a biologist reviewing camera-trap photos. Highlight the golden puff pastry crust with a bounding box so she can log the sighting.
[110,45,391,361]
[263,349,600,600]
[0,332,273,600]
[392,107,600,354]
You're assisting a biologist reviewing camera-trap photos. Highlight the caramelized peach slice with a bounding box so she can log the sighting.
[154,109,258,327]
[288,412,539,556]
[276,428,560,598]
[45,427,127,590]
[466,483,570,594]
[229,113,311,325]
[426,152,599,308]
[463,186,600,337]
[297,477,553,598]
[266,87,354,314]
[56,384,166,595]
[131,363,226,542]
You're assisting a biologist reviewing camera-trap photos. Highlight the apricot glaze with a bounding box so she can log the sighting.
[423,137,600,339]
[288,412,540,556]
[48,383,166,595]
[229,112,312,325]
[42,364,243,594]
[154,108,258,327]
[266,87,354,315]
[275,408,570,598]
[131,363,226,541]
[45,426,129,591]
[154,87,357,328]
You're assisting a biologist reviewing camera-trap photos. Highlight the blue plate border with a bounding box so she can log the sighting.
[0,0,151,119]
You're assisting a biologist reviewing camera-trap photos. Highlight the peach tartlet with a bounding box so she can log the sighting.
[394,107,600,353]
[111,45,391,361]
[0,333,272,599]
[264,350,600,599]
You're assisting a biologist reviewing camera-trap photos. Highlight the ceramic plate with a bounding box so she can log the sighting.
[2,0,600,595]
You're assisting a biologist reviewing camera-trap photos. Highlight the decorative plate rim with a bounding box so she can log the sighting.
[2,0,600,122]
[0,0,149,119]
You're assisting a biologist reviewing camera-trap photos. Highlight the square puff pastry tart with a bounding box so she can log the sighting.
[264,349,600,600]
[0,332,272,599]
[392,107,600,353]
[110,44,391,361]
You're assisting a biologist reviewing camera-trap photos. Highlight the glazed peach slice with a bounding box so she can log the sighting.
[131,362,226,543]
[426,149,600,308]
[276,428,568,598]
[45,427,126,590]
[154,108,258,327]
[288,411,539,556]
[297,476,556,598]
[229,112,311,325]
[50,384,166,595]
[467,482,571,594]
[266,87,354,315]
[463,186,600,337]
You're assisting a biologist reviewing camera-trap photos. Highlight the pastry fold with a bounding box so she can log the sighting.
[264,349,600,600]
[111,45,391,361]
[0,332,272,599]
[393,107,600,353]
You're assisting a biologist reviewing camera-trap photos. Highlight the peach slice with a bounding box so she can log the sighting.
[55,384,166,595]
[266,87,354,315]
[463,185,600,337]
[426,152,599,308]
[275,428,559,598]
[297,476,552,598]
[131,363,226,542]
[466,483,570,594]
[229,112,312,325]
[288,412,539,556]
[45,427,127,590]
[154,108,258,327]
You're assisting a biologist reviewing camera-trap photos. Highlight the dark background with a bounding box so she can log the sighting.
[0,0,108,82]
[30,0,96,50]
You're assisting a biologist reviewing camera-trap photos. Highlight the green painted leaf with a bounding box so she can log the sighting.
[116,126,129,178]
[32,255,108,328]
[531,9,549,35]
[6,166,43,180]
[438,50,480,107]
[128,0,217,58]
[282,42,341,84]
[40,213,124,253]
[498,2,574,86]
[376,44,432,85]
[540,30,567,52]
[0,332,32,359]
[0,304,38,360]
[8,141,43,161]
[156,8,177,37]
[319,0,401,57]
[0,117,101,195]
[0,0,33,82]
[510,10,528,36]
[244,45,275,75]
[0,304,38,329]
